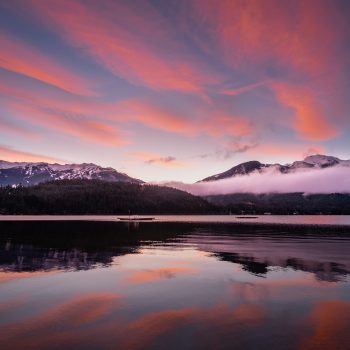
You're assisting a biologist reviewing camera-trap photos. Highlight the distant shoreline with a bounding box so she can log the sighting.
[1,214,350,227]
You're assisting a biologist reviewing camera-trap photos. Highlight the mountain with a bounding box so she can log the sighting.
[199,154,350,182]
[201,161,270,182]
[0,161,143,186]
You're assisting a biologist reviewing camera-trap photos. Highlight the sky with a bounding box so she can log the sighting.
[0,0,350,182]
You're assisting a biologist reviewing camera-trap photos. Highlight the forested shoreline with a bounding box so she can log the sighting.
[0,180,217,215]
[1,179,350,215]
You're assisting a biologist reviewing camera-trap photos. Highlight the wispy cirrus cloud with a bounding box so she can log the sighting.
[0,81,127,146]
[0,0,349,179]
[272,83,339,140]
[0,144,65,163]
[187,0,347,140]
[9,102,126,147]
[0,32,95,96]
[195,142,324,161]
[0,118,38,139]
[117,100,198,135]
[131,152,190,169]
[202,114,255,137]
[220,81,267,97]
[24,0,223,93]
[0,79,255,141]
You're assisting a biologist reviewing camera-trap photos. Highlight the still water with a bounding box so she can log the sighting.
[1,220,350,350]
[2,215,350,225]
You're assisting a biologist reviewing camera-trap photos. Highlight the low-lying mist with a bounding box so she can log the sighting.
[162,166,350,196]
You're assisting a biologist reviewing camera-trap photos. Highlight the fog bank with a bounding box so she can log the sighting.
[162,166,350,196]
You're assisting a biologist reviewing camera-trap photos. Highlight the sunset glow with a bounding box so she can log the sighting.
[1,0,349,181]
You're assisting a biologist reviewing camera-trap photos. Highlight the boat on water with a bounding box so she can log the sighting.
[236,216,258,219]
[118,217,155,221]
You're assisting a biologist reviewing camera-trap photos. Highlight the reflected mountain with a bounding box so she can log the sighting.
[212,252,269,275]
[212,252,349,282]
[1,221,350,282]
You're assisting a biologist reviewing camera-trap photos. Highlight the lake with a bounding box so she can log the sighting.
[2,214,350,225]
[1,219,350,349]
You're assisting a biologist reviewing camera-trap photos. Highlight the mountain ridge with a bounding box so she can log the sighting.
[199,154,350,182]
[0,161,143,186]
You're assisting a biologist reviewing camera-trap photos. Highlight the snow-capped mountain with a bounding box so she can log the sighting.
[199,155,350,182]
[0,161,143,186]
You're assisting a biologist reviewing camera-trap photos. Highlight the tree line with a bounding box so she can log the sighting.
[0,179,218,214]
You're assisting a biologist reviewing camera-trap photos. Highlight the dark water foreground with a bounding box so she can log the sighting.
[1,221,350,350]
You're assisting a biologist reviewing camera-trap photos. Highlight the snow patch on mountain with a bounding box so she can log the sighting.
[199,154,350,182]
[0,161,143,186]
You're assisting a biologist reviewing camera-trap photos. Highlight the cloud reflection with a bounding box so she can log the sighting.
[126,266,196,284]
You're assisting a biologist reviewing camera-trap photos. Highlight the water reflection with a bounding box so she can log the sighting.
[2,221,349,281]
[0,221,181,273]
[1,221,350,350]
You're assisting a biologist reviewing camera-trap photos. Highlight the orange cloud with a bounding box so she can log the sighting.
[272,83,338,140]
[0,145,65,163]
[0,32,95,96]
[126,266,196,284]
[26,0,222,93]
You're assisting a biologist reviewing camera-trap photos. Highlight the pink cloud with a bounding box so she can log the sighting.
[203,114,255,137]
[0,145,65,163]
[26,0,223,93]
[247,144,327,159]
[0,81,127,146]
[188,0,346,139]
[1,79,255,140]
[118,100,198,135]
[272,83,338,140]
[11,102,126,147]
[0,32,95,96]
[131,152,190,169]
[220,81,267,97]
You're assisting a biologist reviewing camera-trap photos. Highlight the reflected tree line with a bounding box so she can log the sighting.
[1,221,350,282]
